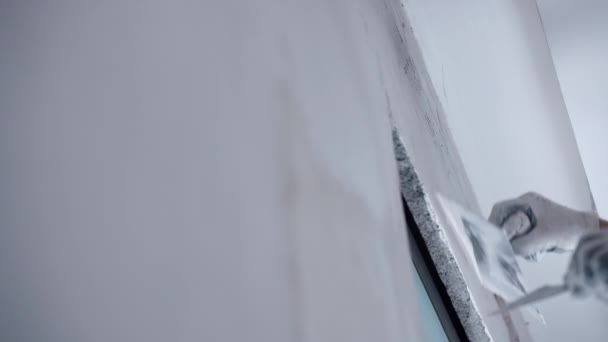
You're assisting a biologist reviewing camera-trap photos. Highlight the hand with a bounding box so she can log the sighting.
[564,232,608,302]
[489,192,599,261]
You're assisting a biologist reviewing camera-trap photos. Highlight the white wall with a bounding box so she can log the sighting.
[537,0,608,222]
[535,1,608,340]
[0,1,423,341]
[404,1,605,341]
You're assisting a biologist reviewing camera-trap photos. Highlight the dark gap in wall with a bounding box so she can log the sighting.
[403,196,470,342]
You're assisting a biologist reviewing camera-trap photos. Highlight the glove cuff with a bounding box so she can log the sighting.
[564,210,600,250]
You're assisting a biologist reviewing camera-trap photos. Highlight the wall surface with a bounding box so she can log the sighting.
[535,0,608,341]
[537,0,608,240]
[403,0,602,341]
[0,1,425,341]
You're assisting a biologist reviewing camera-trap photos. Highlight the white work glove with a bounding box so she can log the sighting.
[564,231,608,302]
[489,192,599,261]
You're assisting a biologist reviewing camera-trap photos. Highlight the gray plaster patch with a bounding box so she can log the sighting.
[392,127,492,342]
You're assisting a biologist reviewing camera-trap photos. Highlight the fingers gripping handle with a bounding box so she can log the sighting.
[501,208,535,241]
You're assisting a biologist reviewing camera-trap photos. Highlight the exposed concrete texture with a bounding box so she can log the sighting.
[393,128,495,342]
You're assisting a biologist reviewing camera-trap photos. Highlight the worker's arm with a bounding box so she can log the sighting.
[490,193,608,302]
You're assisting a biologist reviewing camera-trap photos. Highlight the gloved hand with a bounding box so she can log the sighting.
[564,231,608,302]
[489,192,599,261]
